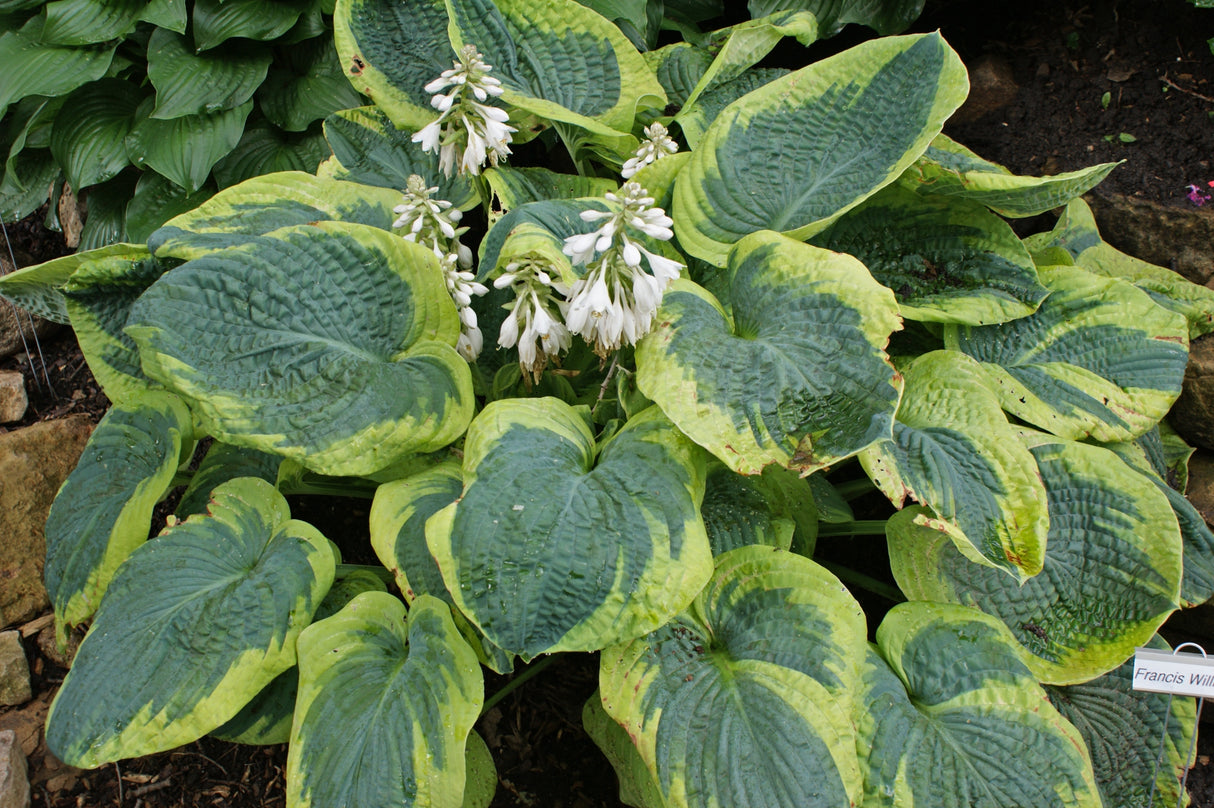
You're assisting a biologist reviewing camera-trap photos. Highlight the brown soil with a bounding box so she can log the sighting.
[2,0,1213,806]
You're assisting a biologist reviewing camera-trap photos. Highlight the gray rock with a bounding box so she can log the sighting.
[0,731,29,808]
[0,373,26,424]
[1170,334,1214,452]
[0,416,94,629]
[1087,192,1214,288]
[0,633,29,707]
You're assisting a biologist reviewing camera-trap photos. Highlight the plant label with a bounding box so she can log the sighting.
[1132,647,1214,698]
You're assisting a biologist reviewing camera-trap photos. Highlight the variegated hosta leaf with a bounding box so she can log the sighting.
[810,183,1048,325]
[672,32,967,265]
[1105,432,1214,608]
[62,249,166,403]
[582,692,669,808]
[701,461,818,556]
[747,0,925,37]
[901,134,1118,218]
[1025,198,1214,338]
[637,231,902,476]
[427,399,712,660]
[675,11,818,115]
[944,265,1189,442]
[43,390,193,644]
[646,42,712,110]
[858,602,1100,808]
[176,442,284,519]
[0,242,147,324]
[445,0,665,142]
[597,546,868,808]
[287,592,485,808]
[1045,636,1197,808]
[322,106,477,206]
[210,568,387,746]
[370,460,515,674]
[475,197,608,283]
[45,478,337,768]
[858,350,1049,580]
[147,171,403,262]
[334,0,457,130]
[127,221,474,477]
[889,431,1183,684]
[483,166,617,213]
[370,459,464,602]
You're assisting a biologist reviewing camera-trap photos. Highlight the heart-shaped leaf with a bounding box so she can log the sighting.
[125,100,253,193]
[48,78,143,189]
[1026,198,1214,339]
[287,592,485,808]
[637,231,902,476]
[43,390,192,643]
[176,442,284,519]
[858,350,1049,580]
[672,32,967,264]
[701,462,818,556]
[748,0,925,37]
[333,0,454,129]
[141,0,187,33]
[127,221,474,477]
[858,602,1100,808]
[889,431,1183,684]
[596,546,868,808]
[0,17,117,117]
[1045,636,1197,808]
[427,399,712,659]
[148,171,401,261]
[902,134,1118,218]
[445,0,665,142]
[146,28,272,120]
[810,183,1048,325]
[484,166,617,212]
[944,265,1189,442]
[46,477,337,768]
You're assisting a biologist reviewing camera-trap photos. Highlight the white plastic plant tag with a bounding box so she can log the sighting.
[1132,647,1214,698]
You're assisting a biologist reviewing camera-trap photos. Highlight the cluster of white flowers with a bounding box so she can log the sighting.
[620,122,679,179]
[392,175,488,360]
[413,44,517,178]
[560,182,682,357]
[493,258,572,380]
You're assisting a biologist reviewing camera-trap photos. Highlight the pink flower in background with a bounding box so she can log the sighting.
[1187,182,1213,206]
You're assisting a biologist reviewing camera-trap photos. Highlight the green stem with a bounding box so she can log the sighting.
[815,559,905,603]
[833,477,877,501]
[481,655,559,715]
[815,519,889,537]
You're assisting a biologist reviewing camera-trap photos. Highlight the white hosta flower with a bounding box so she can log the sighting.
[412,44,517,177]
[621,122,679,179]
[494,258,571,378]
[559,182,684,357]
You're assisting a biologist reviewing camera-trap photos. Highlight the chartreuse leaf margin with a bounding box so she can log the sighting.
[45,478,337,768]
[858,602,1101,808]
[126,220,474,477]
[427,398,712,660]
[672,32,968,265]
[287,592,487,808]
[859,350,1049,580]
[596,546,868,808]
[637,231,902,476]
[944,265,1189,442]
[43,390,193,644]
[889,430,1182,684]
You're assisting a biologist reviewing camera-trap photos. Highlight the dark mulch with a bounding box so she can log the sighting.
[3,0,1213,805]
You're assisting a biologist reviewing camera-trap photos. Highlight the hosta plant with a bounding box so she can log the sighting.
[0,0,363,248]
[4,0,1214,806]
